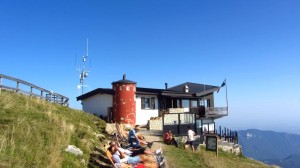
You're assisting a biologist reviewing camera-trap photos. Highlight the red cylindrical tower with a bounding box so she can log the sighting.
[112,74,136,125]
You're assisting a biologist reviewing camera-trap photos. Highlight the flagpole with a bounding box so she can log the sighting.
[225,79,228,114]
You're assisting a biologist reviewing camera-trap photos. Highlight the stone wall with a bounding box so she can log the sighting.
[149,108,194,130]
[217,140,242,155]
[149,117,162,130]
[168,108,185,113]
[178,135,242,155]
[164,113,179,124]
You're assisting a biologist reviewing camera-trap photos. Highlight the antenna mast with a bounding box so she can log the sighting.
[77,38,91,95]
[86,38,89,57]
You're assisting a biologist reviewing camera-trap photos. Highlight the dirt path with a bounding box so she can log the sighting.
[140,129,170,168]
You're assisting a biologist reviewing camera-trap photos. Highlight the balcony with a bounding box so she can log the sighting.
[162,107,228,119]
[205,107,228,118]
[190,106,228,119]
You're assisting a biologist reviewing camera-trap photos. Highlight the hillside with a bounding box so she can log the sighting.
[239,129,300,168]
[163,144,275,168]
[0,90,106,168]
[0,90,276,168]
[264,154,300,168]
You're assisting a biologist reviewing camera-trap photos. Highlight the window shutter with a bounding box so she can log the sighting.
[207,99,211,107]
[141,97,145,109]
[151,97,155,109]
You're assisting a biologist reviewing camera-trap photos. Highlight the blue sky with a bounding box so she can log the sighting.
[1,0,299,133]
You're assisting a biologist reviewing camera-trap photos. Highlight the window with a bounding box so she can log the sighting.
[207,99,211,107]
[191,100,198,107]
[199,99,206,106]
[182,99,189,108]
[141,97,156,109]
[200,99,210,107]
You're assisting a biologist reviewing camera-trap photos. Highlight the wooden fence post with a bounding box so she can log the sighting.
[0,77,2,95]
[0,74,69,106]
[16,82,19,92]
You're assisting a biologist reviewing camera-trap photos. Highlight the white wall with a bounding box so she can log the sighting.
[81,94,159,125]
[82,94,113,117]
[136,96,159,126]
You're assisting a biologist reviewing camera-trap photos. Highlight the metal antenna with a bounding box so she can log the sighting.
[77,38,91,95]
[86,38,89,57]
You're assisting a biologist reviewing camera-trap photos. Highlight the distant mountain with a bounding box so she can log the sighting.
[264,154,300,168]
[238,129,300,168]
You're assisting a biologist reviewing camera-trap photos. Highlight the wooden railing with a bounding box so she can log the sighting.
[0,74,69,106]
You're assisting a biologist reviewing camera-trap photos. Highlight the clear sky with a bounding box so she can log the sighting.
[1,0,299,133]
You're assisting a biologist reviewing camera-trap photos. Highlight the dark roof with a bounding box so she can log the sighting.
[77,82,220,101]
[77,88,114,101]
[168,82,219,93]
[76,87,163,101]
[112,74,136,85]
[136,87,164,95]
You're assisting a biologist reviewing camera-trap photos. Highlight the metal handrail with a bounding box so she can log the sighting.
[0,74,69,106]
[205,107,228,116]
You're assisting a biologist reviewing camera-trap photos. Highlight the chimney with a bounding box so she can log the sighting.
[123,74,126,80]
[165,83,168,90]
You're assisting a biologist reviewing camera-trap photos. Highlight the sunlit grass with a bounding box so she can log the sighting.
[0,90,280,168]
[0,90,106,168]
[164,142,277,168]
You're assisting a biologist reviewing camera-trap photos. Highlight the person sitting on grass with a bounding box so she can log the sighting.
[128,125,153,148]
[163,130,178,147]
[108,141,164,167]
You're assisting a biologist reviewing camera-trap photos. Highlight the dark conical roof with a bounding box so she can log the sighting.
[112,74,136,85]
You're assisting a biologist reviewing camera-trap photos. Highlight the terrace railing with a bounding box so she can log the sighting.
[205,107,228,118]
[0,74,69,106]
[190,106,228,119]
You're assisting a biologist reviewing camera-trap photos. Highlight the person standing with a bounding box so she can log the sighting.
[185,126,195,152]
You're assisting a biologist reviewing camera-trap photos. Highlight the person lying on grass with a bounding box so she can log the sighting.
[108,141,161,157]
[108,141,163,167]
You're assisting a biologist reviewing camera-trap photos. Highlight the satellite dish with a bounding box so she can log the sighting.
[83,71,88,77]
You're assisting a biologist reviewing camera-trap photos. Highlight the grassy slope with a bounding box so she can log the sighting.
[164,141,278,168]
[0,90,106,168]
[0,90,278,168]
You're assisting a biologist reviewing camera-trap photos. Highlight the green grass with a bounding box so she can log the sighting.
[163,141,278,168]
[0,90,106,168]
[0,90,280,168]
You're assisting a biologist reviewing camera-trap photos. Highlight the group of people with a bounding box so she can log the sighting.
[108,124,196,167]
[163,126,195,152]
[108,125,165,167]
